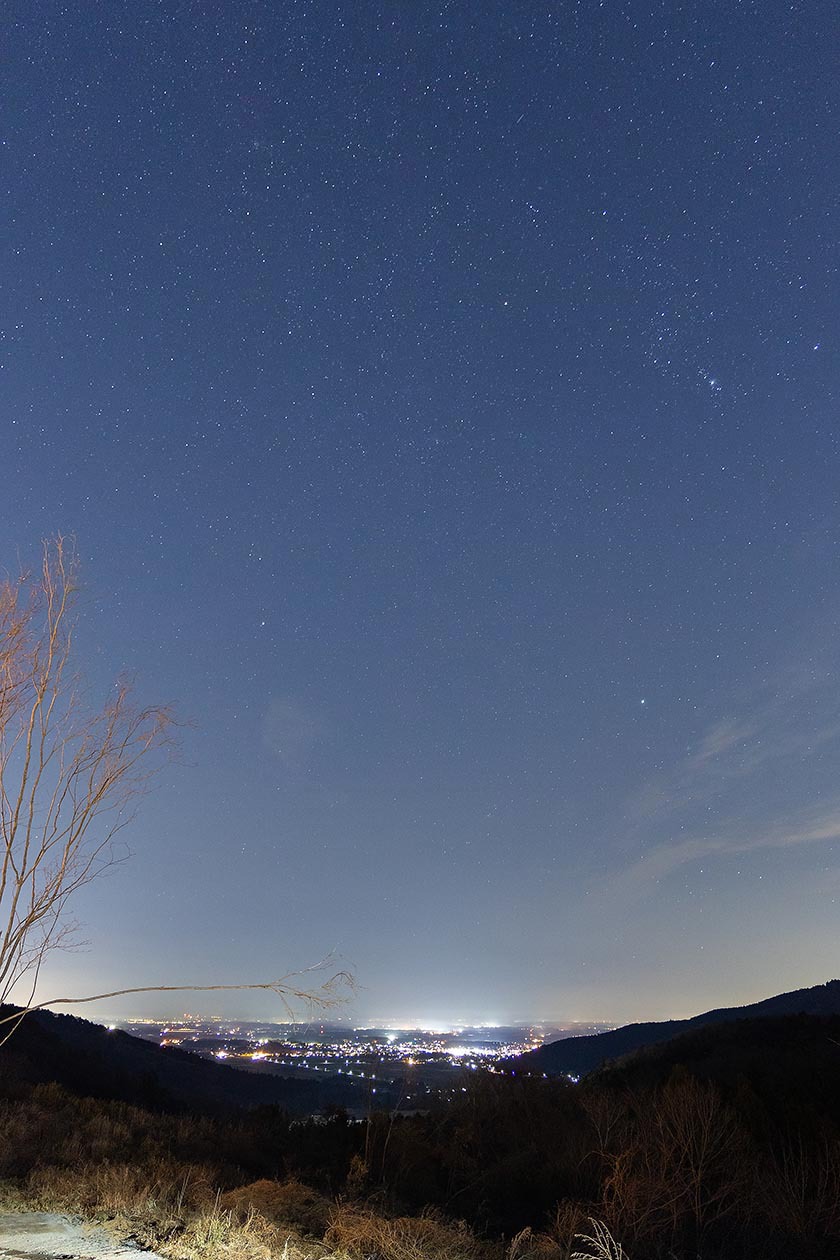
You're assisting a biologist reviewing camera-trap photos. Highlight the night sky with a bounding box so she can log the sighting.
[3,2,839,1025]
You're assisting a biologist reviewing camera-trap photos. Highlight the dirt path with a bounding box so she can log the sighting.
[0,1213,165,1260]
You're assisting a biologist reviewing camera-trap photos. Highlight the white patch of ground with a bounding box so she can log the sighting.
[0,1213,164,1260]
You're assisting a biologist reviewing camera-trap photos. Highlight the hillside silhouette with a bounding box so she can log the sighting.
[510,978,840,1077]
[0,1004,367,1115]
[592,1010,840,1132]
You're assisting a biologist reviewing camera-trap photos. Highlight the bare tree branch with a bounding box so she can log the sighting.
[0,965,356,1039]
[0,539,351,1044]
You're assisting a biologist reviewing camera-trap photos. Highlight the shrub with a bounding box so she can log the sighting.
[325,1205,494,1260]
[221,1178,332,1236]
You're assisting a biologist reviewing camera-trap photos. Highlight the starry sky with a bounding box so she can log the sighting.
[3,1,839,1026]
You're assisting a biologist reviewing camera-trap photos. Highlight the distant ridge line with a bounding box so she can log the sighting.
[509,979,840,1077]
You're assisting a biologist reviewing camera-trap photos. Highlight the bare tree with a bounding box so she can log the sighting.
[0,539,349,1043]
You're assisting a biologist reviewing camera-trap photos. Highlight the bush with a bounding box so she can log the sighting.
[325,1205,494,1260]
[221,1178,332,1235]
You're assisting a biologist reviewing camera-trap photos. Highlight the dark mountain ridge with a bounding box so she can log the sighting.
[0,1004,365,1115]
[511,978,840,1077]
[592,1010,840,1134]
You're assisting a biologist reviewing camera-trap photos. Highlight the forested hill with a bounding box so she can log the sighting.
[0,1004,363,1115]
[510,978,840,1077]
[593,1011,840,1124]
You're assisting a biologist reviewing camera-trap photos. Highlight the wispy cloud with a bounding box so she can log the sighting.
[262,698,329,770]
[689,717,758,769]
[612,665,840,895]
[623,673,840,832]
[615,803,840,897]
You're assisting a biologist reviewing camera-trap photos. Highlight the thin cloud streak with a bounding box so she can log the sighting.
[622,672,840,834]
[614,804,840,898]
[611,664,840,898]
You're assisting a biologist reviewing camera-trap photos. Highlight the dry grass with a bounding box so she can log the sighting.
[325,1205,496,1260]
[222,1179,333,1237]
[506,1227,563,1260]
[0,1088,336,1260]
[0,1181,30,1211]
[0,1084,628,1260]
[161,1197,298,1260]
[26,1158,218,1217]
[502,1200,604,1260]
[569,1220,628,1260]
[2,1161,628,1260]
[0,1084,224,1179]
[3,1170,328,1260]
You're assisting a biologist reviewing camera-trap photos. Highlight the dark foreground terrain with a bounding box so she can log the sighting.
[2,995,840,1260]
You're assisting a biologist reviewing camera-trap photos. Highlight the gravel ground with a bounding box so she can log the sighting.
[0,1213,164,1260]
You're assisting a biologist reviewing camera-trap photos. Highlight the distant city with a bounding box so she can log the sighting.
[117,1016,617,1105]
